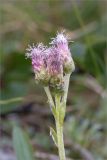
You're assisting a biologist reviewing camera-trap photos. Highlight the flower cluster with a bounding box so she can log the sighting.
[26,32,75,93]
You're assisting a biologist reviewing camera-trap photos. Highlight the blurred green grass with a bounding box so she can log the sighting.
[0,0,107,159]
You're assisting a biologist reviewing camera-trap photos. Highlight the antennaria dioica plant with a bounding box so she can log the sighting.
[26,32,75,160]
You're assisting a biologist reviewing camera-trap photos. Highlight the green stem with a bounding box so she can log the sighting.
[55,95,66,160]
[56,121,66,160]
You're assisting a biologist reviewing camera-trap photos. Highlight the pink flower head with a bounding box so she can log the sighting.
[50,32,75,73]
[25,31,75,86]
[26,43,47,73]
[47,47,63,76]
[50,32,71,59]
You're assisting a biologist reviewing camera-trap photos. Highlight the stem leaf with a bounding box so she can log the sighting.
[50,127,58,147]
[51,106,57,119]
[59,103,66,125]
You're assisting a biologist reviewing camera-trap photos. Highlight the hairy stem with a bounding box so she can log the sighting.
[56,121,66,160]
[55,95,66,160]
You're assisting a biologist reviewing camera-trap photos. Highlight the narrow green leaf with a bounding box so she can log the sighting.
[13,126,35,160]
[51,106,57,119]
[59,103,66,125]
[50,127,58,147]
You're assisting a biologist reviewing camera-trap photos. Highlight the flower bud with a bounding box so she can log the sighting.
[63,56,75,74]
